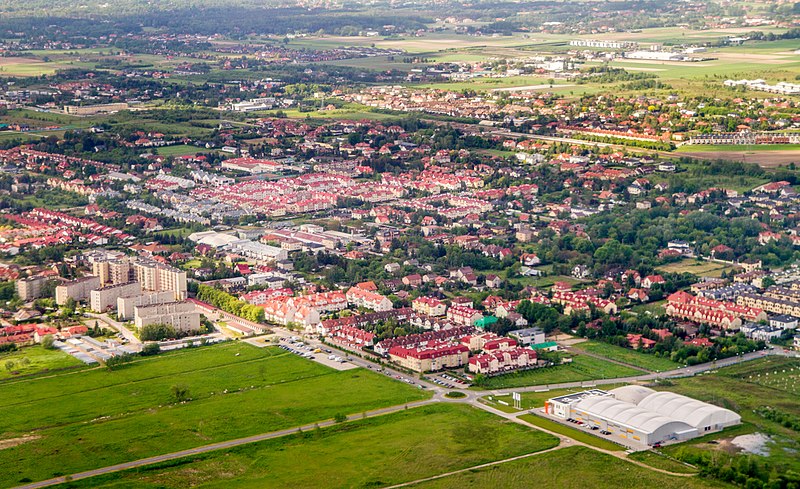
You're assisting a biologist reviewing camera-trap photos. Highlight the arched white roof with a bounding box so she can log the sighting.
[573,396,695,435]
[609,385,656,405]
[637,391,741,429]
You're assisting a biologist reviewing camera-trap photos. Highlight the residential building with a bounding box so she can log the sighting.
[134,301,201,333]
[388,342,469,372]
[132,259,188,300]
[16,276,47,301]
[90,282,142,312]
[508,327,546,346]
[55,276,101,305]
[117,290,176,321]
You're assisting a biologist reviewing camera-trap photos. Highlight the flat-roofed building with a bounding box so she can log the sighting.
[117,290,175,321]
[134,301,201,333]
[55,276,101,305]
[132,259,187,300]
[16,276,47,301]
[90,282,141,313]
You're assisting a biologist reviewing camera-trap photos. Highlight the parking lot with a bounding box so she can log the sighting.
[428,372,470,389]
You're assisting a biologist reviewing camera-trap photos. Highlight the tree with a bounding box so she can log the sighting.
[4,360,15,372]
[333,413,347,423]
[140,343,161,356]
[41,334,56,350]
[171,384,191,402]
[139,323,176,341]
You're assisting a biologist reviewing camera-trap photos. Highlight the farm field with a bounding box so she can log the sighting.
[674,149,800,168]
[571,340,681,372]
[677,144,800,153]
[410,446,727,489]
[50,403,560,489]
[0,342,428,488]
[656,258,737,278]
[0,346,85,380]
[473,354,641,390]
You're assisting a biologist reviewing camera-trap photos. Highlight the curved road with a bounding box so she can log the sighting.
[12,346,788,489]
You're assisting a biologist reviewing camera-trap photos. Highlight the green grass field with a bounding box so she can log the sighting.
[155,144,211,156]
[0,346,85,380]
[628,450,698,474]
[518,414,624,451]
[656,258,738,278]
[411,446,726,489]
[659,356,800,477]
[474,354,642,390]
[571,340,681,372]
[0,343,428,487]
[51,403,559,488]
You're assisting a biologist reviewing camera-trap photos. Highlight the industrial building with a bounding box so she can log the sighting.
[545,386,740,447]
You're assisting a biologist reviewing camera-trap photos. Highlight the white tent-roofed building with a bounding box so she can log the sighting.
[608,385,655,405]
[631,389,741,433]
[546,386,741,448]
[570,396,698,446]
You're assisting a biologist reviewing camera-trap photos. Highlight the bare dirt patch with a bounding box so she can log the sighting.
[0,57,42,66]
[678,150,800,167]
[0,435,40,450]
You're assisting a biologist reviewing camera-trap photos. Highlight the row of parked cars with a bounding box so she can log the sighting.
[565,417,610,435]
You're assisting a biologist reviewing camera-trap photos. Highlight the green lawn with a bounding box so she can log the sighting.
[474,355,641,390]
[572,340,681,372]
[656,258,738,278]
[658,357,800,478]
[628,450,698,474]
[518,413,625,451]
[0,343,429,487]
[0,346,85,380]
[411,446,727,489]
[52,404,559,489]
[155,144,211,156]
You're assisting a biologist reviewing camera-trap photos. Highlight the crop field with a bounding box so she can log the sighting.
[571,340,681,372]
[0,346,85,380]
[474,354,641,390]
[675,148,800,168]
[50,403,559,489]
[0,342,428,487]
[410,446,725,489]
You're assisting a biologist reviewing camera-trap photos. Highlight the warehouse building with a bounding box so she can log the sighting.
[545,386,740,447]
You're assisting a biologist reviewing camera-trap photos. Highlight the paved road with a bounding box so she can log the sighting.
[85,312,141,346]
[14,342,789,489]
[13,398,438,489]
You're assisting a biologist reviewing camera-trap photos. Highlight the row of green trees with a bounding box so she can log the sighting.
[196,284,264,323]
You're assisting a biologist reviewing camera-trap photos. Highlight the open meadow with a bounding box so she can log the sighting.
[50,403,560,489]
[659,356,800,477]
[570,340,681,372]
[0,345,85,380]
[0,342,428,487]
[473,354,641,390]
[408,446,728,489]
[656,258,738,279]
